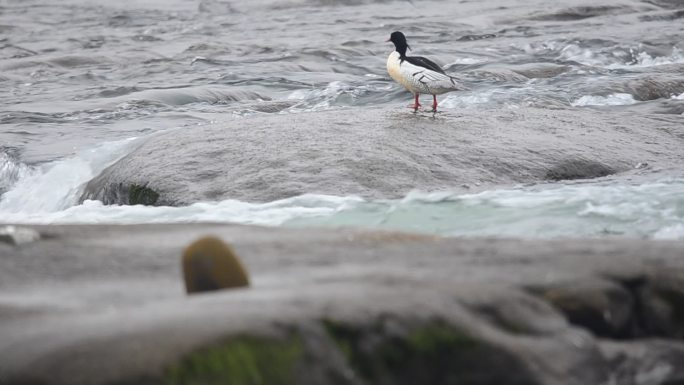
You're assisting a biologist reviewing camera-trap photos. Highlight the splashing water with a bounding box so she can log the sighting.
[0,152,33,195]
[571,93,637,107]
[2,156,682,240]
[0,138,139,214]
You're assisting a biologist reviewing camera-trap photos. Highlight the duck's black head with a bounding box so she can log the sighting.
[388,31,410,57]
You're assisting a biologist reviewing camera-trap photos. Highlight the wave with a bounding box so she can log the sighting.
[0,194,360,226]
[2,172,682,240]
[288,178,684,239]
[0,138,140,214]
[286,80,395,111]
[571,93,637,107]
[522,41,684,69]
[564,45,684,69]
[0,151,32,196]
[105,87,270,107]
[639,9,684,22]
[530,5,632,21]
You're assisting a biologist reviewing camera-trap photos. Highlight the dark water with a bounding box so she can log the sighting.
[1,0,683,237]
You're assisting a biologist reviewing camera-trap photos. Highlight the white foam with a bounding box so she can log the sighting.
[559,43,599,65]
[528,41,684,69]
[0,194,363,226]
[445,57,484,65]
[0,152,33,194]
[611,47,684,69]
[654,223,684,240]
[440,86,534,110]
[286,81,392,112]
[673,92,684,100]
[439,89,507,109]
[0,138,139,214]
[440,91,493,108]
[286,81,352,111]
[571,93,636,107]
[365,179,684,239]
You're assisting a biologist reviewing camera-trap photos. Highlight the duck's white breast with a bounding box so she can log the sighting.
[386,51,431,95]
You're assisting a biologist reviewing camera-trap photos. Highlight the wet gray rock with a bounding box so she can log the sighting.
[531,5,632,21]
[545,159,615,181]
[80,107,684,206]
[584,75,684,102]
[600,339,684,385]
[643,0,684,10]
[638,9,684,21]
[638,273,684,339]
[529,278,634,338]
[626,76,684,102]
[1,224,683,385]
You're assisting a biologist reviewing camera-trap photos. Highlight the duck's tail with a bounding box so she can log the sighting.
[448,76,470,91]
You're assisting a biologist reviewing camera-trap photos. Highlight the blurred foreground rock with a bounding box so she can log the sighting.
[1,224,684,385]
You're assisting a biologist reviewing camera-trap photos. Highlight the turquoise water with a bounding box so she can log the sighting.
[283,179,684,239]
[2,140,682,240]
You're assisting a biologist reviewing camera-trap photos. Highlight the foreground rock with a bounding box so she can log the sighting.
[1,224,684,385]
[80,106,684,206]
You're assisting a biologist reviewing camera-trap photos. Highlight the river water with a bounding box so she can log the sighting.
[1,0,683,238]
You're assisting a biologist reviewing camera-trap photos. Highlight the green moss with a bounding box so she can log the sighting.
[322,319,356,362]
[323,319,479,383]
[128,183,159,205]
[163,335,303,385]
[405,322,480,353]
[655,287,684,338]
[377,322,483,384]
[323,318,532,385]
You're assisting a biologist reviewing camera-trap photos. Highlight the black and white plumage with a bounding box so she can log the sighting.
[386,31,465,111]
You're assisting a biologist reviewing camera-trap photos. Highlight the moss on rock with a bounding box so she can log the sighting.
[536,280,634,338]
[639,272,684,339]
[323,318,535,385]
[163,335,303,385]
[545,159,615,181]
[128,183,159,205]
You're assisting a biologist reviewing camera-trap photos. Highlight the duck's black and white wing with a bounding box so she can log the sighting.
[401,56,467,93]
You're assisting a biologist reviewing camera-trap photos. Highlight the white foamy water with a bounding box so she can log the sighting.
[572,93,637,107]
[292,180,684,239]
[0,138,139,214]
[556,44,684,69]
[0,195,361,226]
[1,143,682,240]
[0,152,32,194]
[440,88,524,109]
[446,58,485,65]
[286,81,392,112]
[607,47,684,69]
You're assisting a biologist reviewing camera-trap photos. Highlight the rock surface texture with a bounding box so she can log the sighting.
[80,107,684,205]
[1,224,683,385]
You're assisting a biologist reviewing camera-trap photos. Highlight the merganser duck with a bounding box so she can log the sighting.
[386,31,465,112]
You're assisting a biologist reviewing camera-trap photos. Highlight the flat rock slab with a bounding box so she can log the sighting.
[1,224,684,384]
[80,107,684,205]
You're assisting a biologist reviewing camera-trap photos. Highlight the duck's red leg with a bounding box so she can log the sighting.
[409,94,421,111]
[432,95,438,112]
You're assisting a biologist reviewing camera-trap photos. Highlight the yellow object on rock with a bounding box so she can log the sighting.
[182,236,250,294]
